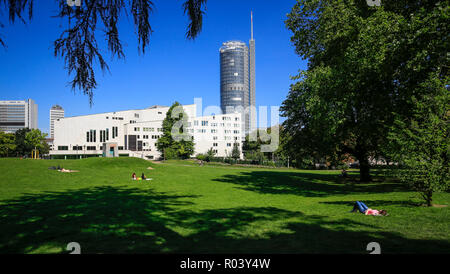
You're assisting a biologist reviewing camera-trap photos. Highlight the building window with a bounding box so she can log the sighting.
[58,146,68,151]
[135,113,140,118]
[194,120,198,126]
[213,136,218,140]
[213,143,218,147]
[201,121,208,126]
[211,129,217,133]
[118,146,124,150]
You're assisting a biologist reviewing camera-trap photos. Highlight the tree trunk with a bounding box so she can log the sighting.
[425,190,433,207]
[359,157,372,182]
[355,145,371,182]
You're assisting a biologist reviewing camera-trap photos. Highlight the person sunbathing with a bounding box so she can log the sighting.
[58,168,79,173]
[351,201,388,216]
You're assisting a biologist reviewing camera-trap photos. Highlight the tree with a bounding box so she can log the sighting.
[231,142,241,161]
[14,128,32,156]
[386,77,449,206]
[0,132,16,157]
[156,102,194,160]
[25,129,48,156]
[205,147,216,162]
[283,0,448,181]
[0,0,208,104]
[243,126,281,161]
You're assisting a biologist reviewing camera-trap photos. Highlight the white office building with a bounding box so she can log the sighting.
[50,105,65,139]
[51,104,243,159]
[0,99,38,133]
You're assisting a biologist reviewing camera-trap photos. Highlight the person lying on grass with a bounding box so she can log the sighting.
[351,201,388,216]
[58,168,79,173]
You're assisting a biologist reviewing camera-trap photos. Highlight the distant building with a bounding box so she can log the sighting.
[0,99,38,133]
[220,12,256,135]
[50,105,64,139]
[51,104,243,159]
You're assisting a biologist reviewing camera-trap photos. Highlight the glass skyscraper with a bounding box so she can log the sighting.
[220,12,256,135]
[0,99,38,133]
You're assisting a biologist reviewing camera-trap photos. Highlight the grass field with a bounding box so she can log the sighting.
[0,157,448,254]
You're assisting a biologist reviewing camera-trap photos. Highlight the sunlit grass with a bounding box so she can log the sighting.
[0,157,449,254]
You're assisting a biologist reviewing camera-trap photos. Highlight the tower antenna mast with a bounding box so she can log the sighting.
[251,11,254,40]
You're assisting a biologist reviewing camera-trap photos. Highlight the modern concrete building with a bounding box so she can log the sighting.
[219,12,256,135]
[0,99,38,133]
[50,105,64,139]
[51,104,243,159]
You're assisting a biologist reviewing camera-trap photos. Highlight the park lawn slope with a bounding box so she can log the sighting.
[0,157,449,254]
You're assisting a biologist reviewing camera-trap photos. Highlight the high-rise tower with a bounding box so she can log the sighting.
[219,12,256,135]
[50,105,64,139]
[0,99,38,133]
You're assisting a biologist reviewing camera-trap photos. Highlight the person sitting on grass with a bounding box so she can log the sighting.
[351,201,388,216]
[141,173,152,181]
[132,173,137,180]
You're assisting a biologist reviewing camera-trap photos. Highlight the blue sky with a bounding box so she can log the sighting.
[0,0,306,134]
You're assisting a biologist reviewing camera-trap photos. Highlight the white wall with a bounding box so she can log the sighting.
[52,104,243,159]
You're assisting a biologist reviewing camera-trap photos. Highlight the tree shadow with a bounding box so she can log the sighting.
[213,171,408,197]
[0,186,448,254]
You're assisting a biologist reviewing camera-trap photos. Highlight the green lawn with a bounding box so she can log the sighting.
[0,157,448,254]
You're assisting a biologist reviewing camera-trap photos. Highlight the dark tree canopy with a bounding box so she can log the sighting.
[282,0,449,181]
[0,0,208,104]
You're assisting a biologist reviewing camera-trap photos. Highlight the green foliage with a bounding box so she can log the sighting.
[156,102,195,160]
[205,147,216,162]
[0,132,16,157]
[14,128,32,156]
[25,129,48,150]
[244,150,267,163]
[386,77,449,206]
[282,0,449,181]
[231,142,241,160]
[196,153,206,162]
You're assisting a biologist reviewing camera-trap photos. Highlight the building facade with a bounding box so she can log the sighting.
[51,104,243,159]
[0,99,38,133]
[50,105,64,139]
[219,12,256,135]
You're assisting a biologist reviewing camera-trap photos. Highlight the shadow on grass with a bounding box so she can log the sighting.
[0,186,448,254]
[213,171,409,197]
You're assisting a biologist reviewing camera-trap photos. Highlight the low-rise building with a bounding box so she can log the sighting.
[51,104,243,159]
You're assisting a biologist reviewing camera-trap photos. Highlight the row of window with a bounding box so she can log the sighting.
[135,127,162,132]
[136,135,161,140]
[88,127,119,143]
[58,146,125,151]
[213,143,240,147]
[106,117,124,120]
